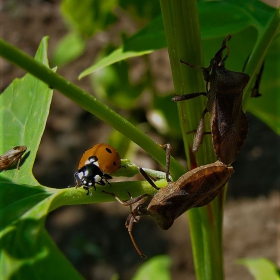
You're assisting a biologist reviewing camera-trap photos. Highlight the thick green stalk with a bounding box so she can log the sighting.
[159,0,224,279]
[0,38,185,179]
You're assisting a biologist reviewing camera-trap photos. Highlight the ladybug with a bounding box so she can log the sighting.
[74,144,121,195]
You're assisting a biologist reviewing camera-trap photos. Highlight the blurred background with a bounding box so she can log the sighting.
[0,0,279,279]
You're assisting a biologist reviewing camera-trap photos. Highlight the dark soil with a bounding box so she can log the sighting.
[1,1,279,279]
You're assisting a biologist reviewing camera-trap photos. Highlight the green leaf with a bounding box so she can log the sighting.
[79,0,275,78]
[132,255,172,280]
[79,15,165,78]
[225,0,276,27]
[237,258,280,280]
[0,37,53,186]
[61,0,118,37]
[198,2,260,39]
[0,37,83,280]
[0,181,82,280]
[52,33,86,66]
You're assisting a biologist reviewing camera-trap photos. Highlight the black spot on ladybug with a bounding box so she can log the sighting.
[106,148,112,153]
[113,162,116,166]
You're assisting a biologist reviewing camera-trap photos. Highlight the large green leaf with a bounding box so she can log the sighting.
[79,0,275,78]
[237,258,280,280]
[0,40,53,185]
[79,15,166,78]
[0,37,82,280]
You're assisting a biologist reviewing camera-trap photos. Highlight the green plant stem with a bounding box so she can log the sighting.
[243,7,280,107]
[0,38,185,179]
[159,1,224,279]
[48,179,168,212]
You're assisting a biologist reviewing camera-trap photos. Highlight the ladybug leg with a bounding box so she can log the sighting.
[103,174,113,186]
[83,186,90,196]
[105,180,112,186]
[97,180,105,186]
[83,179,97,195]
[84,183,96,195]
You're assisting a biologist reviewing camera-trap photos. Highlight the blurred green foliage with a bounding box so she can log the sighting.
[55,0,279,137]
[237,258,280,280]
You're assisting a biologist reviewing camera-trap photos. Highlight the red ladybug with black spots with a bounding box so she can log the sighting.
[74,144,121,195]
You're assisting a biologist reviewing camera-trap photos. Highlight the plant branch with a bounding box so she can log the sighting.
[0,38,185,179]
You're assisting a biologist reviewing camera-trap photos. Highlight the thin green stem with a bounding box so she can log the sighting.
[0,38,185,179]
[49,179,168,212]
